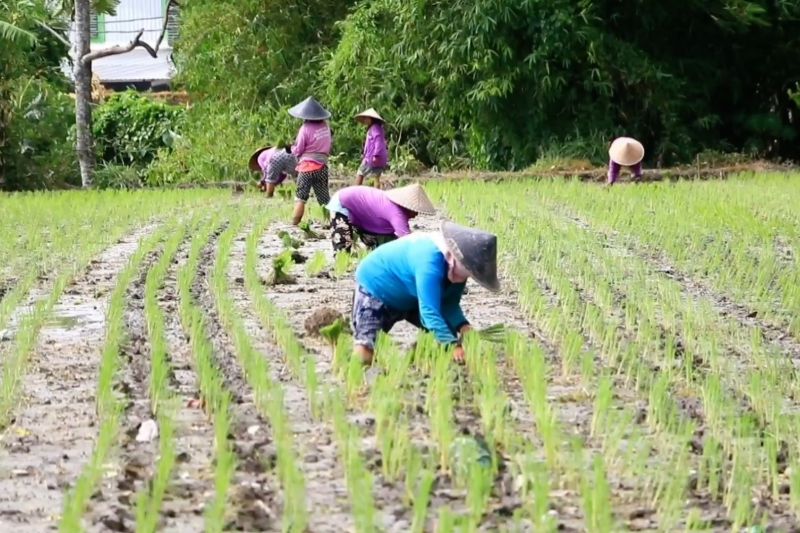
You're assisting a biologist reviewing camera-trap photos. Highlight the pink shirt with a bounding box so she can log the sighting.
[339,186,411,236]
[292,121,332,164]
[257,147,276,172]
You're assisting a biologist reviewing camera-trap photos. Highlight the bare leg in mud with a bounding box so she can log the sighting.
[354,344,374,365]
[265,182,277,198]
[292,201,305,225]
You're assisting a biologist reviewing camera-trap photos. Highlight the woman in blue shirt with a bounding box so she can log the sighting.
[352,221,500,365]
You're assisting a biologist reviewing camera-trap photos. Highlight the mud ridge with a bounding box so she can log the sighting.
[228,227,356,533]
[192,223,282,531]
[84,246,164,531]
[0,226,156,531]
[157,227,216,530]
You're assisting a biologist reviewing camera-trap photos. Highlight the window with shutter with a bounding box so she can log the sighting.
[165,1,180,46]
[90,10,105,43]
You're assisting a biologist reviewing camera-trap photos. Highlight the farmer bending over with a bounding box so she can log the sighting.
[327,183,436,253]
[352,221,500,365]
[289,96,333,224]
[607,137,644,186]
[249,144,297,197]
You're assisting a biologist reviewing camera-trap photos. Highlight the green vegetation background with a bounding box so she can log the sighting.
[3,0,800,189]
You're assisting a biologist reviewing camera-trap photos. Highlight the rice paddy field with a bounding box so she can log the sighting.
[1,173,799,532]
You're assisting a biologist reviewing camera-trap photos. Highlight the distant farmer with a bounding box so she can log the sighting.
[248,144,297,197]
[352,221,500,365]
[607,137,644,186]
[289,97,333,224]
[327,183,436,253]
[354,108,389,189]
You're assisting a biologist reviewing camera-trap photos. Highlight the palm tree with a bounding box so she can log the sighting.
[0,20,37,47]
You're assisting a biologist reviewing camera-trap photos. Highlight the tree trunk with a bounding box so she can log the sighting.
[72,0,94,189]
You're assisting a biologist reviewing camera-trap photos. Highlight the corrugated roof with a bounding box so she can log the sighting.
[91,48,174,82]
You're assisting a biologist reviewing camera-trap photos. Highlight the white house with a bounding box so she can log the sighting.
[88,0,179,90]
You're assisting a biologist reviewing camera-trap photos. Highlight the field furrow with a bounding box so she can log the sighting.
[83,241,167,531]
[0,225,158,531]
[227,221,355,532]
[255,221,412,530]
[155,224,216,530]
[190,220,282,530]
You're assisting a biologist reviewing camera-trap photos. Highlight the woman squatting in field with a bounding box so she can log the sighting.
[288,97,333,225]
[607,136,645,186]
[351,221,500,366]
[326,183,436,253]
[248,144,297,197]
[353,108,389,189]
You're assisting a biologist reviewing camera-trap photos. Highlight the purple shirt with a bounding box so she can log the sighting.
[292,121,332,164]
[607,160,642,184]
[339,186,411,236]
[362,123,388,168]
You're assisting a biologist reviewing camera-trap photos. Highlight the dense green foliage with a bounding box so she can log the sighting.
[0,1,76,190]
[161,0,800,177]
[94,92,184,167]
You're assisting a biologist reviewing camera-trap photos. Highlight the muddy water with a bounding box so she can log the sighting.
[0,226,155,532]
[228,229,355,533]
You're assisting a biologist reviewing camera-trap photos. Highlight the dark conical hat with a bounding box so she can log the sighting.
[288,97,331,121]
[441,221,500,292]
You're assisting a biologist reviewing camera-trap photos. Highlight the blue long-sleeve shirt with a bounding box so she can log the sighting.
[355,234,468,345]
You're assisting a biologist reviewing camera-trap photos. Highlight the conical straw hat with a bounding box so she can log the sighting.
[288,97,331,121]
[609,137,645,166]
[355,108,385,124]
[248,145,272,172]
[385,183,435,215]
[441,220,500,292]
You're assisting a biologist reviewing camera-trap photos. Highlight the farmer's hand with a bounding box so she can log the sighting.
[453,345,466,364]
[459,324,473,336]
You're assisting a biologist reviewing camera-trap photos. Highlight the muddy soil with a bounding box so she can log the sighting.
[83,247,163,532]
[0,227,154,532]
[228,229,356,532]
[192,226,282,531]
[259,221,415,531]
[157,234,216,531]
[258,217,586,531]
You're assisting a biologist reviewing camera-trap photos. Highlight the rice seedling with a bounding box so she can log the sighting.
[211,213,309,531]
[270,249,296,285]
[60,222,173,532]
[333,250,354,279]
[298,220,322,239]
[305,250,328,277]
[135,220,190,532]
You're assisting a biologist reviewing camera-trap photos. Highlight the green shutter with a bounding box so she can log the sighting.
[90,10,105,43]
